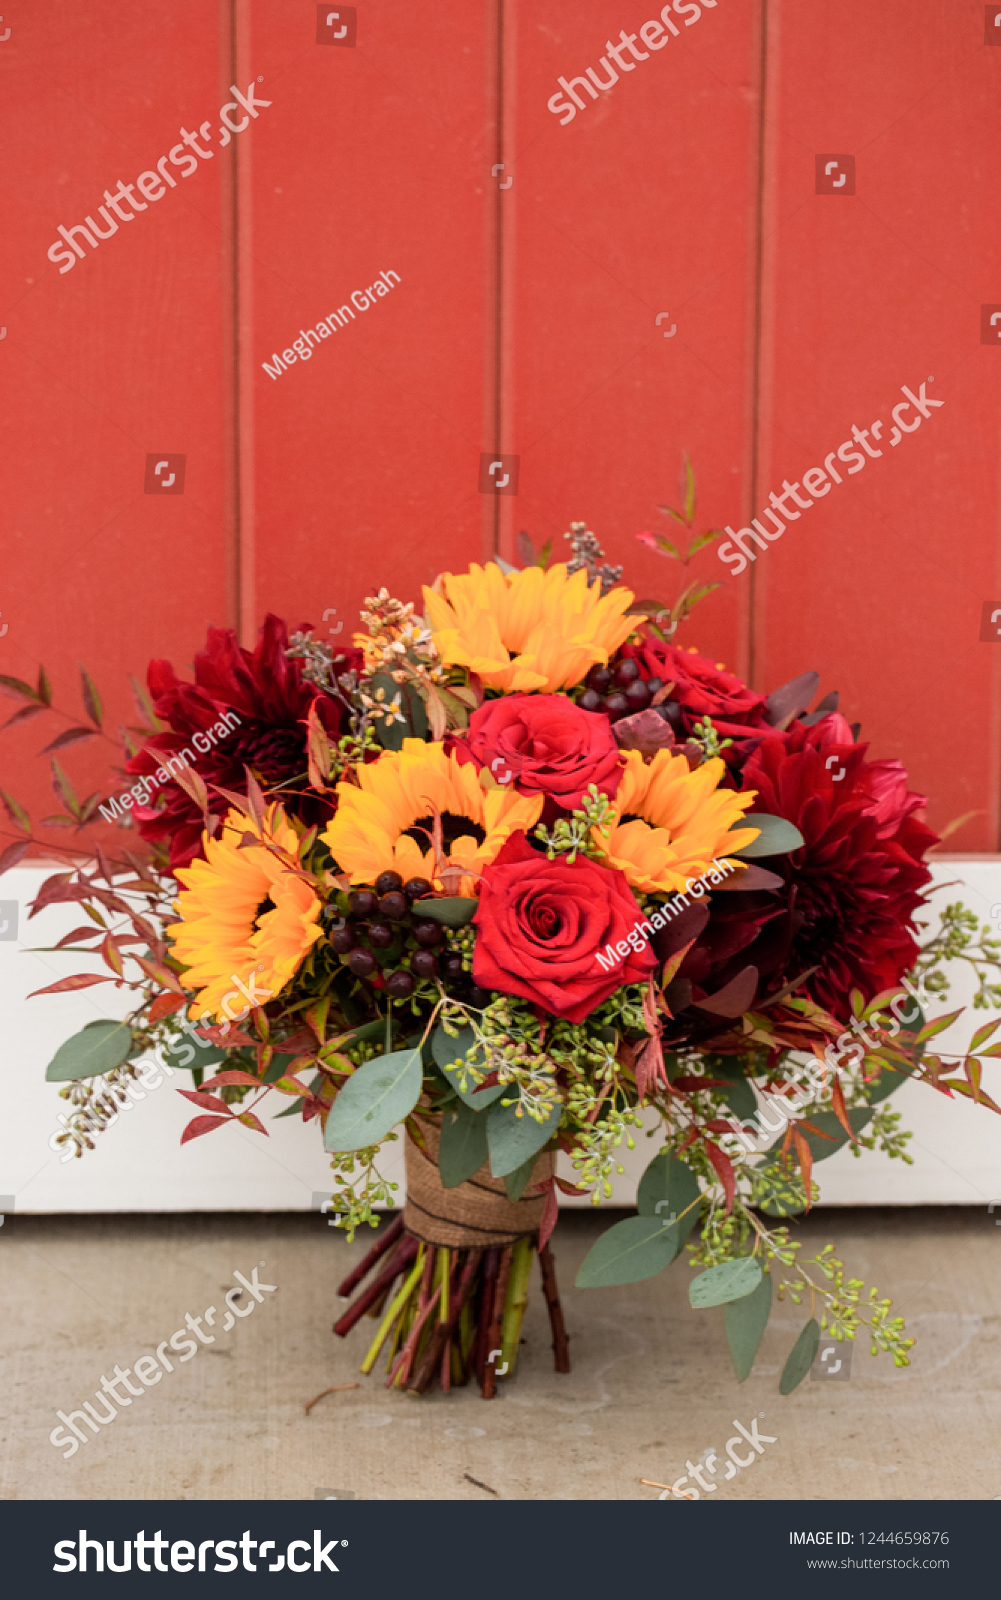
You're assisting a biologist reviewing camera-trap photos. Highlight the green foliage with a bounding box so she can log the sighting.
[503,1153,539,1201]
[45,1021,134,1082]
[725,1270,773,1381]
[779,1317,820,1395]
[636,1151,701,1251]
[688,716,733,760]
[576,1215,679,1289]
[791,1107,873,1164]
[730,814,805,859]
[532,784,616,864]
[416,897,478,928]
[323,1140,400,1240]
[323,1047,423,1152]
[431,1020,504,1108]
[851,1104,914,1164]
[439,1099,489,1188]
[689,1255,762,1309]
[486,1093,558,1178]
[913,902,1001,1010]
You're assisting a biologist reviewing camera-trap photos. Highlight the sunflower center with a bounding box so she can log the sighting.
[617,812,643,827]
[254,895,275,926]
[403,812,486,851]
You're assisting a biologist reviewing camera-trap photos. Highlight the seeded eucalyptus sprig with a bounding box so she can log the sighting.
[533,783,616,864]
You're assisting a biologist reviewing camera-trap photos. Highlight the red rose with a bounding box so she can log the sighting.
[460,692,624,812]
[622,639,768,724]
[472,832,657,1023]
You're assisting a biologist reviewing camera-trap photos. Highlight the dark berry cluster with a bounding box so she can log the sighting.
[328,870,491,1006]
[578,659,681,726]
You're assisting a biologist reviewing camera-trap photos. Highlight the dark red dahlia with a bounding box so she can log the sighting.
[124,615,361,870]
[731,719,937,1012]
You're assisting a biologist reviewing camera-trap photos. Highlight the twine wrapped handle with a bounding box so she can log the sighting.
[403,1111,553,1249]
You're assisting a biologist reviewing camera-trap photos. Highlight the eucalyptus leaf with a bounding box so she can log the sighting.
[431,1022,504,1109]
[704,1057,758,1120]
[45,1021,134,1082]
[415,898,478,928]
[731,813,805,859]
[323,1047,422,1152]
[724,1271,773,1381]
[486,1094,557,1178]
[636,1152,701,1253]
[689,1255,762,1309]
[576,1215,679,1289]
[779,1317,820,1395]
[439,1100,489,1188]
[503,1153,538,1202]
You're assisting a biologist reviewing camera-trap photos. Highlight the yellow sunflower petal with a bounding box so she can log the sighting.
[423,561,639,693]
[322,738,543,893]
[596,749,758,893]
[167,803,322,1023]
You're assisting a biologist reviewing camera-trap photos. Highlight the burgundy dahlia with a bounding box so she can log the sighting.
[125,615,361,870]
[732,718,937,1012]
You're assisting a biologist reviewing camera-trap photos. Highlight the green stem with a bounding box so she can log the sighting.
[360,1249,424,1374]
[498,1236,534,1379]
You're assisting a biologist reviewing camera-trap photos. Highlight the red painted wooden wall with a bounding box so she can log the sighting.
[2,0,999,850]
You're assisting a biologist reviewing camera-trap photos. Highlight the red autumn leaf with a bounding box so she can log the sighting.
[79,665,104,729]
[236,1111,267,1135]
[28,874,83,915]
[792,1129,814,1211]
[0,838,30,876]
[199,1070,264,1090]
[180,1114,236,1145]
[100,932,126,977]
[134,955,185,994]
[148,991,186,1023]
[792,1116,836,1142]
[0,673,42,703]
[671,1075,730,1093]
[50,757,81,819]
[538,1181,559,1251]
[177,1089,236,1115]
[0,787,33,831]
[3,702,45,729]
[53,925,102,949]
[191,1023,256,1049]
[704,1140,736,1214]
[40,727,97,755]
[829,1076,858,1143]
[28,973,119,997]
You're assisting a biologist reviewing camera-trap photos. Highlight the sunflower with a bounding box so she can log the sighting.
[322,738,543,893]
[168,804,324,1023]
[595,750,759,894]
[422,562,639,692]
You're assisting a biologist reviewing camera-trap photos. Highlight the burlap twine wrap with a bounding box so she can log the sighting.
[404,1112,553,1249]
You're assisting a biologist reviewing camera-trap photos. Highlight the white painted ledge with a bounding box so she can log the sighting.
[2,860,1000,1213]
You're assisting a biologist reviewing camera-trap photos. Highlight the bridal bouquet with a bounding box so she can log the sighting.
[8,516,1001,1401]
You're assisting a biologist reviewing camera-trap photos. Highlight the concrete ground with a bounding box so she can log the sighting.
[2,1208,998,1501]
